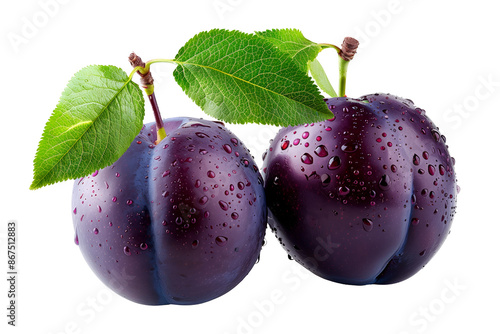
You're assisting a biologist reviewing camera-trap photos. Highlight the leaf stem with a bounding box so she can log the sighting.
[318,43,341,53]
[129,53,167,144]
[144,59,177,69]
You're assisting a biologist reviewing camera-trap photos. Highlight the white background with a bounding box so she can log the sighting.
[1,0,498,333]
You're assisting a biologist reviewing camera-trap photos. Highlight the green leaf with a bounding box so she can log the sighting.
[173,29,332,126]
[309,58,337,97]
[255,28,328,73]
[30,65,145,190]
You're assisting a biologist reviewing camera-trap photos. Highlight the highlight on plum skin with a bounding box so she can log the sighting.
[262,93,458,285]
[72,117,267,305]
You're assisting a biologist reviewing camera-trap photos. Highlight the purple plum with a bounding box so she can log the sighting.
[262,94,458,285]
[72,117,266,305]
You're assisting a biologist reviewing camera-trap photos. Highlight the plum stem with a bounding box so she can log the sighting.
[148,93,167,143]
[337,37,359,97]
[129,53,167,144]
[338,58,349,97]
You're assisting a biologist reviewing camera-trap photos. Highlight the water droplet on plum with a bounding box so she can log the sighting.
[199,196,208,205]
[379,174,391,190]
[428,165,436,175]
[124,246,131,256]
[196,132,209,138]
[339,186,350,196]
[215,236,228,246]
[223,144,232,153]
[362,218,373,232]
[183,121,211,128]
[413,154,420,166]
[241,158,250,167]
[219,200,229,211]
[314,145,328,157]
[341,142,358,153]
[328,156,341,170]
[321,174,331,186]
[301,153,313,164]
[431,129,441,142]
[439,165,445,175]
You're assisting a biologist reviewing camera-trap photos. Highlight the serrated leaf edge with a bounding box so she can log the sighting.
[30,65,140,190]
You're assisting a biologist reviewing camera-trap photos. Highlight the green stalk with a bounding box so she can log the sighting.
[338,57,350,97]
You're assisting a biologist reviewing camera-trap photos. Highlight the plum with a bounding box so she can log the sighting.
[72,117,266,305]
[262,94,458,285]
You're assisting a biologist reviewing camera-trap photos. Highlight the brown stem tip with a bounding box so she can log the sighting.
[128,52,154,88]
[340,37,360,61]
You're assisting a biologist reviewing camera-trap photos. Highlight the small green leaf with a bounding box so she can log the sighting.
[256,28,328,73]
[309,58,337,97]
[173,29,332,126]
[30,65,145,190]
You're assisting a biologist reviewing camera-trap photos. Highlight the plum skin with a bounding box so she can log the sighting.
[72,117,266,305]
[262,93,458,285]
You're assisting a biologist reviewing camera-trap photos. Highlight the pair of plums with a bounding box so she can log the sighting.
[72,94,458,305]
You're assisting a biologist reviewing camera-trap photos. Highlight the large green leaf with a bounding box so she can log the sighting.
[173,29,332,126]
[30,65,145,190]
